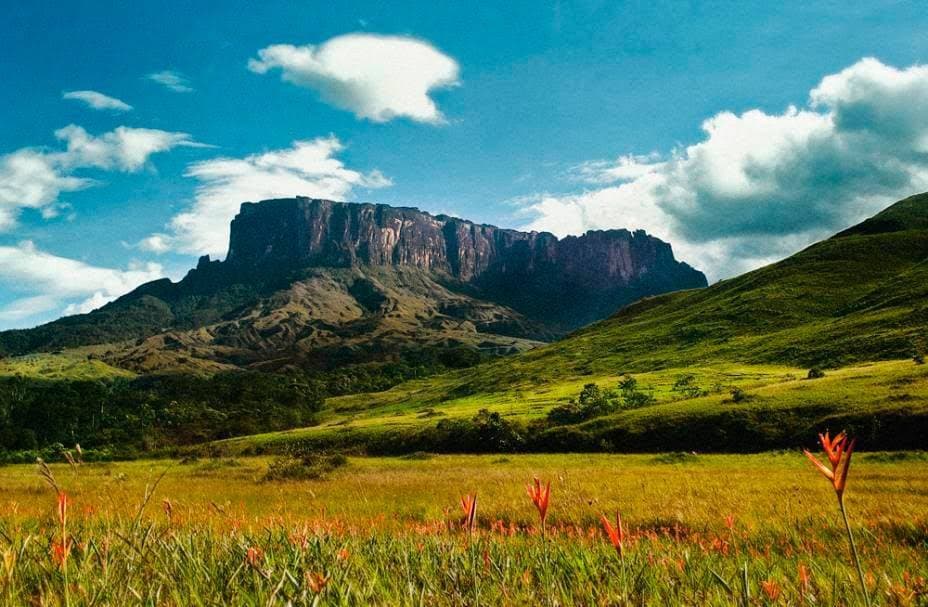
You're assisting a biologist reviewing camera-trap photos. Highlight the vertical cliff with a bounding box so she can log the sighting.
[220,197,707,329]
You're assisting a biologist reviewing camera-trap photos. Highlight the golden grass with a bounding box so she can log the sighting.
[0,453,925,604]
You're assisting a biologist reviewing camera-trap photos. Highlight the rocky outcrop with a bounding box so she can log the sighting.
[219,197,707,329]
[0,197,707,362]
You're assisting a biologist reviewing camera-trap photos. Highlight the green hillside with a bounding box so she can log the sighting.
[346,192,928,398]
[216,193,928,454]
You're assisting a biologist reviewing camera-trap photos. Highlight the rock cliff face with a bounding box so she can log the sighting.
[0,197,707,368]
[219,197,707,329]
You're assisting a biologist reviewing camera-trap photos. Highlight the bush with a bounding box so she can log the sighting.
[618,376,656,409]
[431,409,525,453]
[263,451,348,481]
[671,374,706,399]
[545,401,585,425]
[730,387,749,403]
[807,367,826,379]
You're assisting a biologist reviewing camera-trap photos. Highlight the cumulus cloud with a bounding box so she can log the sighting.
[63,90,133,112]
[521,58,928,280]
[249,33,460,123]
[54,125,204,171]
[147,136,392,256]
[146,70,194,93]
[0,125,201,229]
[0,241,167,327]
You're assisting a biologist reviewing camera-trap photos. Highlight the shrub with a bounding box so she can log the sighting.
[730,387,749,403]
[807,367,826,379]
[430,409,525,453]
[618,376,656,409]
[671,374,706,399]
[546,382,625,425]
[263,451,348,481]
[545,401,584,425]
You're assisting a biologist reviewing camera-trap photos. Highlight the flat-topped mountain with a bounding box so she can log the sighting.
[213,198,706,329]
[0,198,706,373]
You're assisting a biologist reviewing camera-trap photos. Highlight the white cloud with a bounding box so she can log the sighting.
[147,136,392,257]
[0,125,200,229]
[249,33,460,123]
[521,58,928,280]
[146,70,194,93]
[0,241,167,327]
[63,90,133,112]
[138,233,172,254]
[54,124,203,171]
[0,295,60,323]
[572,154,665,184]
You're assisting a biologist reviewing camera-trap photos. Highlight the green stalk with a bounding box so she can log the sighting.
[838,495,870,607]
[620,548,628,605]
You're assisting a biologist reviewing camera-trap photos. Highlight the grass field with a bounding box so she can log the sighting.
[1,452,925,605]
[0,351,133,381]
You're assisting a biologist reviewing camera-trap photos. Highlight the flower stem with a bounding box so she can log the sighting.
[838,495,870,607]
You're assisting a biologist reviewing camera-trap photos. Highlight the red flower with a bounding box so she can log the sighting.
[461,493,478,533]
[52,491,71,568]
[761,579,781,601]
[306,571,329,593]
[245,546,263,569]
[803,431,855,498]
[51,539,72,568]
[600,511,626,555]
[527,478,551,533]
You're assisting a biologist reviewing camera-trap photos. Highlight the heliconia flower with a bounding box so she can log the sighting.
[245,546,263,568]
[336,548,350,562]
[761,579,781,600]
[306,571,329,593]
[798,563,811,595]
[600,511,625,555]
[51,539,72,568]
[527,478,551,532]
[803,431,856,499]
[724,514,735,531]
[461,493,478,533]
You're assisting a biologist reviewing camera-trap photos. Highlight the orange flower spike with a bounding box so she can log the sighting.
[834,437,856,496]
[820,431,847,468]
[51,540,71,568]
[798,563,811,594]
[527,478,551,528]
[760,579,781,601]
[306,571,329,593]
[52,490,72,567]
[805,432,856,498]
[599,511,625,555]
[245,546,263,569]
[460,493,478,533]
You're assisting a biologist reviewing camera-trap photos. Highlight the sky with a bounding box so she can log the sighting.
[2,1,928,329]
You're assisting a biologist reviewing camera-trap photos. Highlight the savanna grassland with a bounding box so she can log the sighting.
[1,452,926,605]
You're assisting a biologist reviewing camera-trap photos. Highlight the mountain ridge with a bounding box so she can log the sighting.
[0,198,706,373]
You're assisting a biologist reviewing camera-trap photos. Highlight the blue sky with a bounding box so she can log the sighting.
[3,1,928,329]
